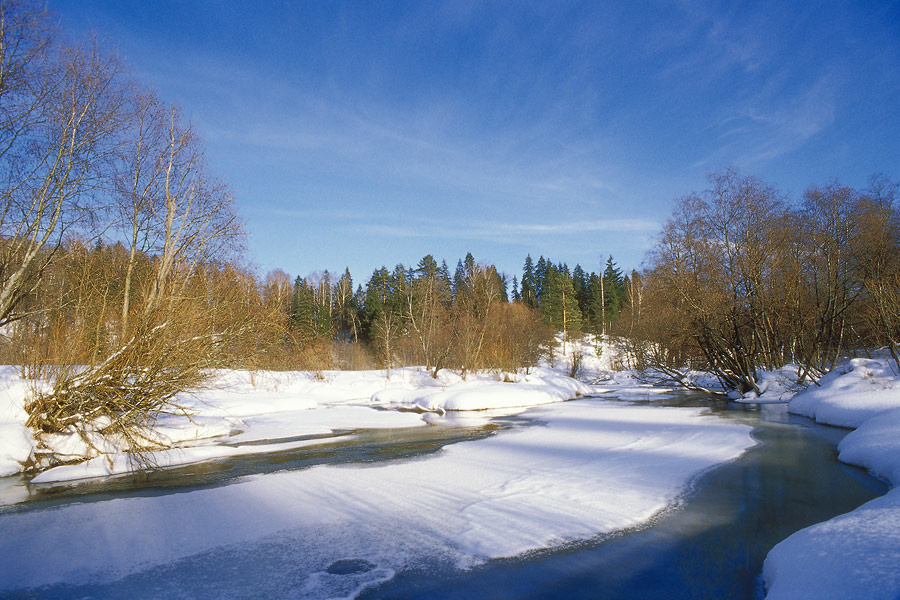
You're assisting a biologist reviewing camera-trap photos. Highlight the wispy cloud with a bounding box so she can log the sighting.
[341,216,659,243]
[694,75,838,168]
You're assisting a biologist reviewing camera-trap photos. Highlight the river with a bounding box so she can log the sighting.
[0,394,887,599]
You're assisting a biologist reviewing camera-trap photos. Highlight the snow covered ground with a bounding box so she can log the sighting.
[763,358,900,600]
[0,338,761,597]
[0,365,592,482]
[2,339,897,598]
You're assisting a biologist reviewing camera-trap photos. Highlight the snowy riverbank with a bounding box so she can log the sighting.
[762,358,900,600]
[2,343,898,598]
[1,366,593,482]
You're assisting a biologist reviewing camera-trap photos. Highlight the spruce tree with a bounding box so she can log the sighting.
[572,264,588,316]
[452,259,466,298]
[511,275,521,302]
[586,272,605,333]
[603,255,625,326]
[534,256,548,304]
[521,254,537,308]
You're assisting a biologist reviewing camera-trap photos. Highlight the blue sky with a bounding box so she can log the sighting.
[51,1,900,283]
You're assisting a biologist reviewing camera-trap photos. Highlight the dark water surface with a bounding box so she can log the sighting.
[0,395,888,599]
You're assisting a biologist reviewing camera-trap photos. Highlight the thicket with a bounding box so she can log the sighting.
[254,253,553,377]
[0,1,246,468]
[252,251,632,378]
[624,167,900,395]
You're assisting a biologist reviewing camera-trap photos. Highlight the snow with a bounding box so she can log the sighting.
[371,371,591,411]
[788,358,900,428]
[0,399,754,596]
[763,489,900,600]
[5,337,899,598]
[763,358,900,600]
[0,371,36,476]
[9,367,593,482]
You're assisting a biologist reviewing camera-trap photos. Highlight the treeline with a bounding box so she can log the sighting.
[627,167,900,395]
[258,254,541,376]
[511,254,629,340]
[250,251,634,376]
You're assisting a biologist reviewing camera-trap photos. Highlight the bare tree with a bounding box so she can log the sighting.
[0,2,126,327]
[24,84,245,470]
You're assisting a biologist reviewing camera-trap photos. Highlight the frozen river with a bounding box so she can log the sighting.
[0,394,886,599]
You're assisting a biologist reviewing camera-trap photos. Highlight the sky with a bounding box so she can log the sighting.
[50,0,900,284]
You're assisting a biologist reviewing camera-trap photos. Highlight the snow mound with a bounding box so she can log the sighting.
[372,374,590,412]
[838,408,900,485]
[788,359,900,428]
[0,377,35,476]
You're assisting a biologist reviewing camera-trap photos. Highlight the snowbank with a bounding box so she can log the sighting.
[0,399,754,596]
[371,371,590,411]
[764,358,900,600]
[0,373,35,477]
[788,359,900,428]
[1,365,594,481]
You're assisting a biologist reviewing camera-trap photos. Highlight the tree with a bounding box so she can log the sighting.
[511,275,521,302]
[602,256,625,330]
[0,2,127,327]
[362,266,403,371]
[521,254,537,308]
[333,267,359,342]
[405,254,452,375]
[16,10,247,467]
[540,264,582,341]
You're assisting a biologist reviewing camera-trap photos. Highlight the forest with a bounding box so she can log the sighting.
[1,1,899,457]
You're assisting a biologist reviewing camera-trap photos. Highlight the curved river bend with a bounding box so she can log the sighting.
[0,394,887,599]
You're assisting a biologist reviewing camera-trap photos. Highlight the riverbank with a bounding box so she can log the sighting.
[2,343,899,598]
[0,365,593,482]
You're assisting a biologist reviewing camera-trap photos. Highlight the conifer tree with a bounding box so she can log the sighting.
[290,276,317,338]
[534,256,549,304]
[603,255,625,327]
[439,260,453,305]
[464,252,476,280]
[521,254,537,308]
[452,260,466,298]
[540,265,582,338]
[586,272,605,333]
[572,264,588,316]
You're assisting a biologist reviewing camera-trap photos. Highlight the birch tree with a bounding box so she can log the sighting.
[0,2,125,327]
